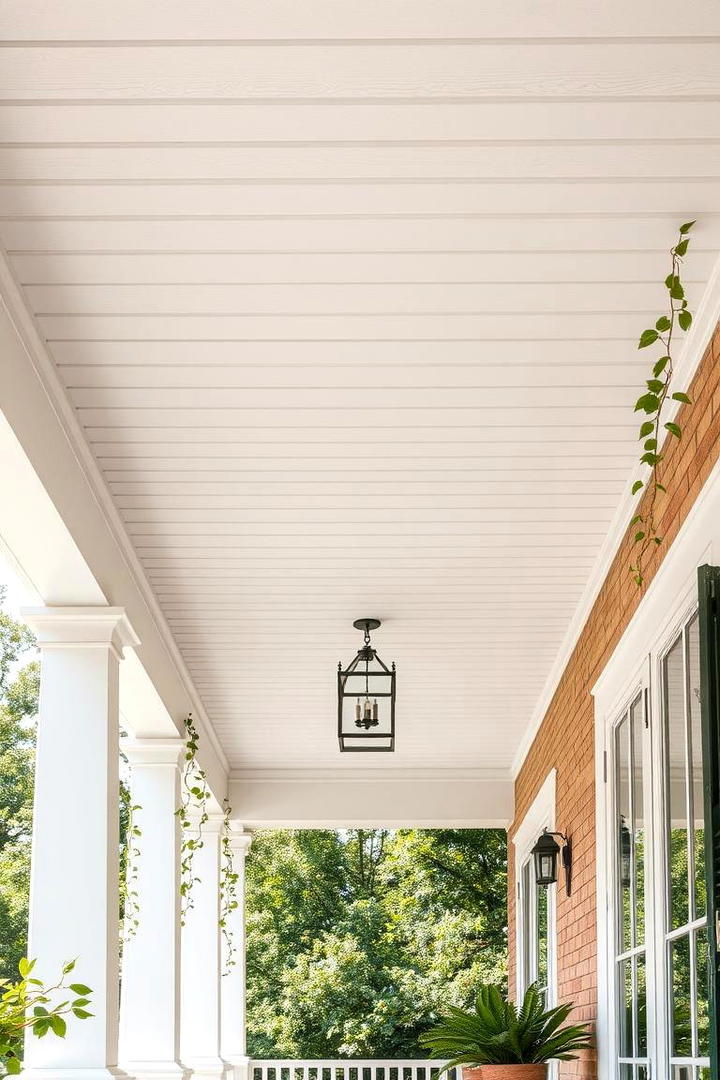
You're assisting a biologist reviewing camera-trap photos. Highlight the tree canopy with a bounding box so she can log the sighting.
[245,828,507,1058]
[0,589,37,982]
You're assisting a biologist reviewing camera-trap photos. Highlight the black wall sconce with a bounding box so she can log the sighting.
[531,829,572,896]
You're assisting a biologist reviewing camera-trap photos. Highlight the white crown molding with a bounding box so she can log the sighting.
[230,766,510,783]
[511,249,720,780]
[120,736,186,768]
[22,604,140,661]
[0,247,229,780]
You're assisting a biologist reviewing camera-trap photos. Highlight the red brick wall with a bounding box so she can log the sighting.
[508,322,720,1078]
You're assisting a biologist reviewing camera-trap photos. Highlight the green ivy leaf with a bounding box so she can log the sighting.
[632,480,644,495]
[665,421,682,439]
[638,328,659,349]
[672,391,692,404]
[639,420,654,438]
[655,316,671,332]
[675,238,689,257]
[644,439,657,451]
[49,1016,67,1039]
[69,984,92,997]
[635,392,660,414]
[679,220,696,234]
[670,282,685,300]
[678,309,692,331]
[653,356,670,377]
[634,531,646,542]
[646,379,664,393]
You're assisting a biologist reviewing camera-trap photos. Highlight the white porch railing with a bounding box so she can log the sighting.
[250,1061,458,1080]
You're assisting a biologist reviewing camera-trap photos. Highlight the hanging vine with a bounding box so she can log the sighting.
[119,746,141,945]
[219,797,240,973]
[175,713,211,923]
[630,220,696,587]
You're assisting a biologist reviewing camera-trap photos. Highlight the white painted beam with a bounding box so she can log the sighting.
[228,771,513,827]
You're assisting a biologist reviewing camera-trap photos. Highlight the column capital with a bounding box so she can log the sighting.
[121,737,185,768]
[21,605,140,660]
[227,830,252,857]
[186,811,224,834]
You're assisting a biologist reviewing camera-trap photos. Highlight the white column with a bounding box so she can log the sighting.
[119,739,188,1080]
[220,830,252,1080]
[180,816,225,1080]
[21,606,139,1080]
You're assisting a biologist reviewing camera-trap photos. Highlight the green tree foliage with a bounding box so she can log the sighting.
[0,592,37,982]
[246,828,507,1059]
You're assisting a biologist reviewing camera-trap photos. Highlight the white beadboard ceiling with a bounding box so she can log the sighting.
[2,1,720,773]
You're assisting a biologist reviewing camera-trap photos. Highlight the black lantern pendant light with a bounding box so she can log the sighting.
[337,619,396,752]
[531,829,572,896]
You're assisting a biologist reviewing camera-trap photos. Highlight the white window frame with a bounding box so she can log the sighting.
[512,770,558,1008]
[594,479,716,1080]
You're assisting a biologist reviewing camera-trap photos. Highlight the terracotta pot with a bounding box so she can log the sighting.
[462,1066,547,1080]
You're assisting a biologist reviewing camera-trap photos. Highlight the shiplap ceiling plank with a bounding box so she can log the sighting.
[4,217,720,252]
[2,3,719,771]
[3,101,720,144]
[2,43,720,100]
[3,0,718,39]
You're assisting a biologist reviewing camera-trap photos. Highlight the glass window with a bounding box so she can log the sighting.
[663,616,709,1080]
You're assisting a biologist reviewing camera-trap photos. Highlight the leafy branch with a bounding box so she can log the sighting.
[0,959,93,1077]
[630,220,696,586]
[175,713,211,924]
[220,798,240,973]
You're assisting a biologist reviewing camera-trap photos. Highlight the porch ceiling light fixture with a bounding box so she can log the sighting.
[337,618,396,753]
[531,829,572,897]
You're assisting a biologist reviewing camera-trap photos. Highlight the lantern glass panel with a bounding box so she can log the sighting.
[534,850,557,886]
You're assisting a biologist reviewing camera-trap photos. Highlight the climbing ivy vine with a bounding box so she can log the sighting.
[175,713,211,923]
[219,797,240,973]
[176,716,242,959]
[119,743,141,945]
[630,220,696,586]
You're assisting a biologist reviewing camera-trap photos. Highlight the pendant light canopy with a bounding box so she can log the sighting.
[337,618,396,752]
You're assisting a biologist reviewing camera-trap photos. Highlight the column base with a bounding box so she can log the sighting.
[223,1059,251,1080]
[19,1069,134,1080]
[120,1064,189,1080]
[182,1058,228,1080]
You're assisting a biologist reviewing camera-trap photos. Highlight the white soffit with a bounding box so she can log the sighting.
[1,1,719,774]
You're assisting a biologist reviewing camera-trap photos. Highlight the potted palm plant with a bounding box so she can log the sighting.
[419,984,592,1080]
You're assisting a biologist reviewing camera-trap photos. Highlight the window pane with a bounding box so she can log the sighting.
[665,635,690,930]
[631,695,646,944]
[696,927,710,1058]
[687,614,706,919]
[619,1066,633,1080]
[670,934,693,1057]
[617,713,633,951]
[619,958,633,1058]
[636,953,647,1056]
